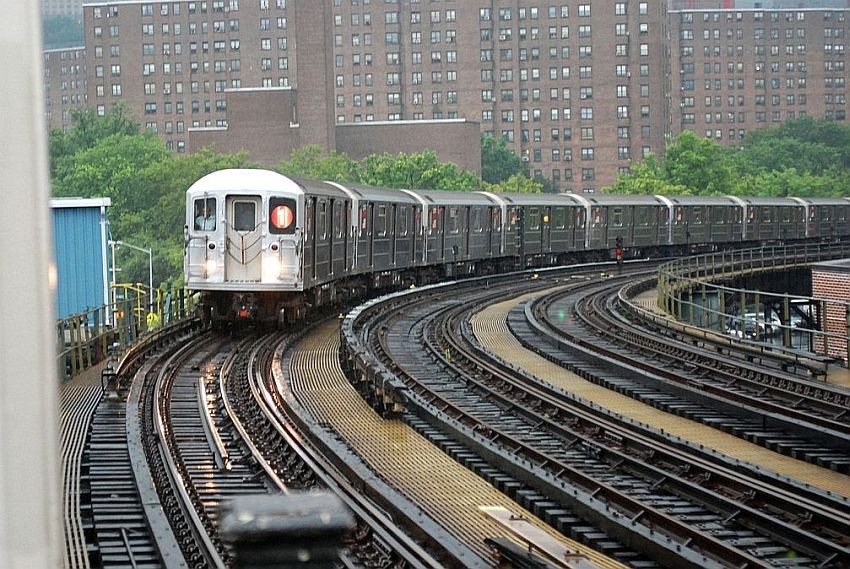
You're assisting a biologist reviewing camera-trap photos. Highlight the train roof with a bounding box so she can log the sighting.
[580,194,666,206]
[734,197,802,207]
[333,183,418,204]
[489,193,584,206]
[663,196,742,206]
[408,189,498,206]
[791,197,850,206]
[187,169,292,195]
[187,169,348,199]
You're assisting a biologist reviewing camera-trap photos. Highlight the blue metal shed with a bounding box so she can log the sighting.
[51,198,111,320]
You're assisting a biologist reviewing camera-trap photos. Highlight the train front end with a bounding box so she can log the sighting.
[185,169,305,325]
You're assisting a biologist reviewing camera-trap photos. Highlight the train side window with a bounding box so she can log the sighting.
[658,206,668,225]
[399,206,409,237]
[695,207,704,224]
[762,207,772,223]
[492,208,502,232]
[553,207,566,229]
[612,207,623,228]
[376,204,387,237]
[359,204,368,237]
[821,207,830,222]
[576,209,586,229]
[839,207,847,222]
[712,206,725,224]
[782,207,791,223]
[194,197,216,231]
[414,207,422,235]
[317,200,328,239]
[306,199,313,235]
[234,201,256,231]
[528,207,540,230]
[448,207,459,234]
[429,207,439,235]
[334,201,344,239]
[635,207,647,227]
[471,207,483,233]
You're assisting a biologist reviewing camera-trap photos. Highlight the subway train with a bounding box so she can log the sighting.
[184,169,850,325]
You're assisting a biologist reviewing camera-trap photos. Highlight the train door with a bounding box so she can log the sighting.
[304,198,315,282]
[331,199,347,276]
[390,204,397,266]
[490,207,502,256]
[516,207,525,266]
[440,206,447,261]
[358,203,371,270]
[465,207,472,259]
[541,206,551,253]
[225,195,263,282]
[413,206,423,264]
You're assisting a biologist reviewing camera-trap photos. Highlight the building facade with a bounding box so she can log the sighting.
[328,1,671,193]
[670,7,849,143]
[63,0,849,192]
[43,47,87,130]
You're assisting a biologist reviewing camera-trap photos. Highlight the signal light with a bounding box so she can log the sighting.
[271,205,294,230]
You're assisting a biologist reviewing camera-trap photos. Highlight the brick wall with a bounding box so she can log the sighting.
[336,119,482,175]
[811,269,850,363]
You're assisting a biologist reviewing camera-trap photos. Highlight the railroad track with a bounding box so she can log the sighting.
[222,327,450,568]
[86,319,462,568]
[520,277,850,473]
[342,266,850,568]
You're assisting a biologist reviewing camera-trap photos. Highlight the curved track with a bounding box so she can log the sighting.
[342,265,850,568]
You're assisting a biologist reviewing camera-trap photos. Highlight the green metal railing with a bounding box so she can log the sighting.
[657,242,850,365]
[57,287,197,382]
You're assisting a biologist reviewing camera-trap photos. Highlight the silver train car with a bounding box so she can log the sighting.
[185,169,850,325]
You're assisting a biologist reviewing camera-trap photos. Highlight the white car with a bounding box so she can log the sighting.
[726,312,782,339]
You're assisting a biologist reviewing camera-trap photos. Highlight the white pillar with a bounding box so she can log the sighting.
[0,1,63,567]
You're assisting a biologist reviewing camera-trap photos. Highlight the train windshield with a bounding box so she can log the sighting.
[233,202,257,231]
[194,197,216,231]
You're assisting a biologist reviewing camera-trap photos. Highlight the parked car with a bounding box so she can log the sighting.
[726,312,782,339]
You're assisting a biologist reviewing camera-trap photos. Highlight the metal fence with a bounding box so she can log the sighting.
[57,286,197,381]
[657,242,850,364]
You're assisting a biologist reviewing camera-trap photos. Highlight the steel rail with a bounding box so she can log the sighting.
[152,338,228,569]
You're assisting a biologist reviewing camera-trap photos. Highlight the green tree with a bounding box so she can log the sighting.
[734,137,840,177]
[662,131,735,195]
[481,135,526,184]
[275,145,359,182]
[738,117,850,175]
[608,155,691,195]
[49,104,139,176]
[484,173,543,193]
[732,169,846,198]
[359,150,480,190]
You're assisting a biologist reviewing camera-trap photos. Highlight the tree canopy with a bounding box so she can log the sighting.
[481,135,526,184]
[50,111,254,287]
[608,118,850,197]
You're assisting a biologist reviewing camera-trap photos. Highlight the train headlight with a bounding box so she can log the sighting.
[266,257,282,278]
[205,259,218,274]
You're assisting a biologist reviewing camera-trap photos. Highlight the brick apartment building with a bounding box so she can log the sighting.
[670,6,849,143]
[43,47,87,130]
[54,0,849,193]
